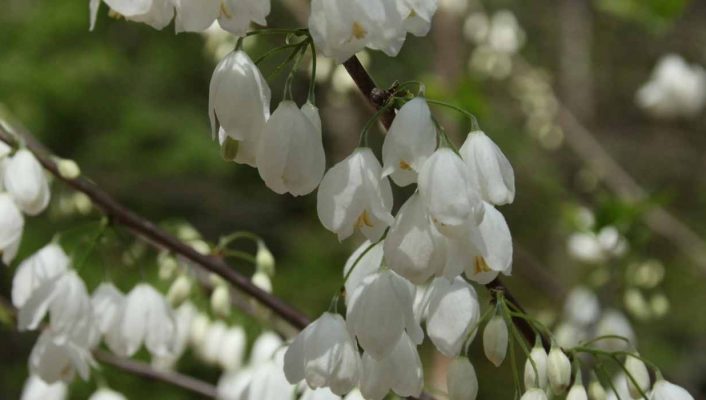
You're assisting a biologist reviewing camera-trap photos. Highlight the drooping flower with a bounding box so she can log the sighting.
[172,0,220,33]
[151,301,197,371]
[343,240,383,304]
[566,382,588,400]
[20,375,68,400]
[381,97,436,187]
[243,349,296,400]
[217,0,271,37]
[425,277,480,357]
[383,193,446,284]
[483,314,508,367]
[94,0,175,30]
[594,310,635,352]
[3,149,51,215]
[346,269,423,359]
[547,345,572,395]
[91,282,125,341]
[0,193,24,264]
[218,326,247,371]
[563,286,600,327]
[650,379,695,400]
[209,50,271,167]
[523,342,548,390]
[520,388,549,400]
[317,148,394,242]
[29,329,96,383]
[418,148,484,236]
[284,312,361,395]
[447,357,478,400]
[460,130,515,205]
[12,243,69,308]
[624,354,650,399]
[300,387,342,400]
[88,388,127,400]
[397,0,439,37]
[256,101,326,196]
[359,333,424,400]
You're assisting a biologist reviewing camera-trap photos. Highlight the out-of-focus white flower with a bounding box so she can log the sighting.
[255,240,275,276]
[317,148,394,242]
[219,326,247,371]
[173,0,220,33]
[595,310,635,352]
[425,277,479,357]
[360,333,423,400]
[636,54,706,119]
[3,149,50,216]
[460,130,515,205]
[483,314,508,367]
[567,232,604,263]
[211,284,232,318]
[12,243,69,308]
[198,320,227,365]
[346,270,423,359]
[257,101,326,196]
[567,382,588,400]
[606,374,631,400]
[249,331,283,366]
[547,345,572,395]
[88,388,127,400]
[486,11,525,54]
[554,321,587,349]
[463,13,489,44]
[343,240,382,304]
[92,282,125,338]
[300,387,341,400]
[152,301,197,370]
[244,349,296,400]
[29,329,95,383]
[563,286,600,327]
[524,342,548,390]
[252,270,272,293]
[284,312,360,395]
[0,193,23,264]
[520,388,549,400]
[650,379,694,400]
[624,354,650,399]
[588,378,607,400]
[381,97,437,187]
[166,275,192,307]
[20,375,67,400]
[447,357,478,400]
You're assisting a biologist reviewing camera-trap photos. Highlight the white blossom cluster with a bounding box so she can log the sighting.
[636,54,706,119]
[463,10,526,80]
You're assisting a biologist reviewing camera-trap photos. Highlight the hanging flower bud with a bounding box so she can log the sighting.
[317,148,394,242]
[88,388,127,400]
[360,333,423,400]
[460,131,515,205]
[256,101,326,196]
[209,50,271,167]
[418,148,484,236]
[624,354,650,399]
[425,277,480,357]
[56,158,81,180]
[346,270,423,359]
[166,275,192,307]
[198,321,227,365]
[650,379,695,400]
[256,240,276,276]
[381,97,436,187]
[483,314,508,367]
[12,243,69,308]
[547,345,572,395]
[588,377,607,400]
[4,149,51,216]
[384,193,447,284]
[219,326,247,371]
[520,388,549,400]
[252,271,273,293]
[524,342,548,389]
[20,375,68,400]
[189,313,210,349]
[447,357,478,400]
[284,312,361,395]
[210,284,231,318]
[567,382,588,400]
[0,193,24,264]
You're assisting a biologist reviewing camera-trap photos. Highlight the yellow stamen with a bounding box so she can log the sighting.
[220,1,232,18]
[352,22,367,40]
[474,256,491,274]
[355,210,374,228]
[399,160,412,170]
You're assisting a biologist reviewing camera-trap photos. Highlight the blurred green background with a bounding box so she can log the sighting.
[1,0,706,398]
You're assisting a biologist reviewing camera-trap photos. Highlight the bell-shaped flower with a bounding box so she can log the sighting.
[88,388,127,400]
[384,193,446,284]
[418,148,484,235]
[217,368,253,400]
[107,283,177,357]
[218,326,247,371]
[425,277,480,357]
[317,148,394,242]
[595,310,635,352]
[256,101,326,196]
[346,269,423,359]
[650,379,694,400]
[245,349,296,400]
[91,282,125,341]
[12,243,69,308]
[20,375,68,400]
[301,387,341,400]
[523,342,548,390]
[563,286,600,327]
[483,314,508,367]
[381,98,436,187]
[343,240,383,305]
[284,312,361,395]
[217,0,271,37]
[151,301,197,371]
[173,0,220,33]
[567,382,588,400]
[624,354,650,399]
[249,331,284,365]
[3,149,51,215]
[96,0,175,30]
[366,1,407,58]
[209,50,271,167]
[197,320,227,364]
[18,270,94,344]
[360,333,423,400]
[0,193,23,264]
[521,389,549,400]
[29,329,95,383]
[447,357,478,400]
[547,345,572,395]
[460,131,515,205]
[398,0,438,36]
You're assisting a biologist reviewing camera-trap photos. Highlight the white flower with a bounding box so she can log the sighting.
[524,343,548,390]
[425,277,479,357]
[107,283,177,357]
[249,331,283,366]
[447,357,478,400]
[211,284,232,318]
[0,193,23,264]
[91,282,125,337]
[88,388,127,400]
[217,369,253,400]
[588,379,608,400]
[317,148,394,242]
[650,379,694,400]
[459,130,515,205]
[381,97,436,187]
[152,301,197,370]
[209,50,271,167]
[173,0,220,33]
[217,0,271,37]
[567,383,588,400]
[166,275,192,306]
[398,0,438,37]
[383,193,446,284]
[346,269,423,359]
[483,314,508,367]
[521,388,549,400]
[20,375,67,400]
[256,101,326,196]
[365,1,407,58]
[245,349,296,400]
[219,326,247,371]
[595,310,635,352]
[418,148,484,235]
[486,11,525,54]
[12,243,69,308]
[3,149,51,215]
[198,320,227,365]
[300,387,341,400]
[96,0,175,30]
[636,54,706,119]
[360,333,423,400]
[343,240,383,304]
[284,313,360,395]
[547,345,571,395]
[29,329,95,383]
[624,354,650,399]
[255,240,275,275]
[607,374,631,400]
[563,286,600,327]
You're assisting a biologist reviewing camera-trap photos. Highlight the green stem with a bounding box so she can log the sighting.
[358,103,396,147]
[426,99,480,130]
[222,249,257,265]
[308,38,317,104]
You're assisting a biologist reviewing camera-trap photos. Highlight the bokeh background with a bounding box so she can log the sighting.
[1,0,705,398]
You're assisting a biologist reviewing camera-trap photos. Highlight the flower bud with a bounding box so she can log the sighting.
[567,382,588,400]
[255,241,275,276]
[166,275,192,307]
[251,271,272,293]
[158,253,178,280]
[520,388,548,400]
[447,357,478,400]
[210,285,231,318]
[483,314,508,367]
[56,158,81,180]
[625,354,650,399]
[650,379,694,400]
[189,313,210,348]
[547,345,571,395]
[588,379,607,400]
[524,343,548,389]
